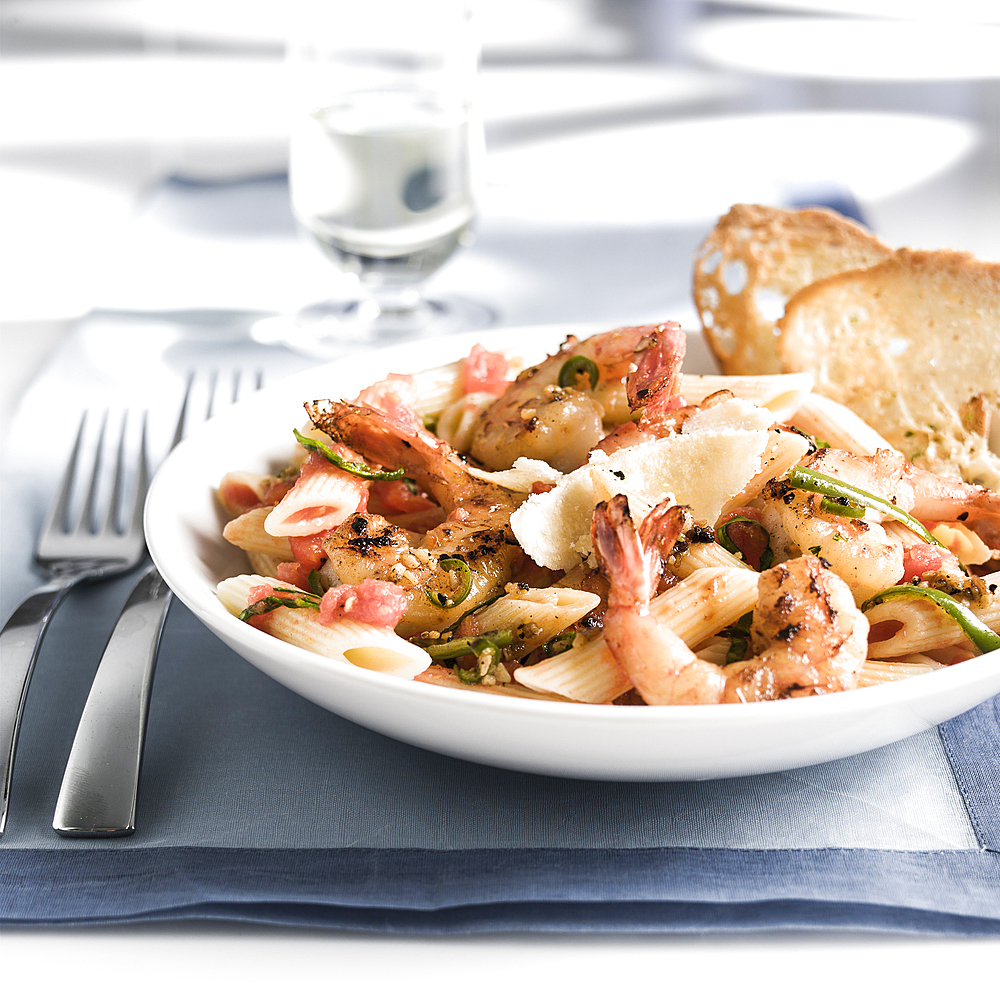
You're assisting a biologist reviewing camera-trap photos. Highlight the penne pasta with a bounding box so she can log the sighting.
[857,659,936,686]
[674,541,749,576]
[217,327,1000,705]
[222,507,295,561]
[217,575,430,678]
[435,392,499,453]
[415,664,572,700]
[217,471,274,517]
[263,457,366,537]
[866,593,1000,659]
[246,551,285,577]
[790,393,898,457]
[678,372,814,422]
[473,585,601,656]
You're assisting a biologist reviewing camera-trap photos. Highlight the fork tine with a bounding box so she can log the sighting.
[172,372,195,450]
[125,413,150,541]
[76,411,109,534]
[99,415,129,536]
[41,413,87,539]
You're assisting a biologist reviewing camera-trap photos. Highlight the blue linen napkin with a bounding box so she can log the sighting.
[2,313,998,935]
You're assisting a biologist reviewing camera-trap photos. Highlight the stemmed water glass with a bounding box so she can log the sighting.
[259,0,495,358]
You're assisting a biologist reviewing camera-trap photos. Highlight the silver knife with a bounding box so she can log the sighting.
[52,566,171,836]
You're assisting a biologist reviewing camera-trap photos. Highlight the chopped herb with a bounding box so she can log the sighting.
[543,630,577,657]
[720,612,754,665]
[808,545,822,556]
[239,588,320,621]
[307,570,324,596]
[422,628,514,661]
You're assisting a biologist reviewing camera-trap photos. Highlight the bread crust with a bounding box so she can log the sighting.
[777,248,1000,488]
[693,204,891,375]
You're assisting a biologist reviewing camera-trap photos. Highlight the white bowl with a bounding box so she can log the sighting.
[146,325,1000,781]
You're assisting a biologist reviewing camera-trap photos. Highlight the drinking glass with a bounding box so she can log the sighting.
[268,0,494,357]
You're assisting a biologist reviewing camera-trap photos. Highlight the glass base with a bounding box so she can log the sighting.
[252,295,497,360]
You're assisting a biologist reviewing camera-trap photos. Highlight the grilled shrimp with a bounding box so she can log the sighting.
[305,399,521,637]
[759,478,904,604]
[469,324,665,473]
[724,555,869,702]
[591,495,726,705]
[805,448,1000,550]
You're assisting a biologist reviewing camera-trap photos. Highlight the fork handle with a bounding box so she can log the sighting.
[53,565,172,837]
[1,575,83,835]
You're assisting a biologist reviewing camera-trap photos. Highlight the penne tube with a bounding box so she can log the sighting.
[217,574,430,679]
[473,585,600,656]
[856,659,936,687]
[415,664,572,700]
[222,507,295,561]
[246,551,285,577]
[678,372,814,421]
[436,392,499,452]
[515,630,629,705]
[790,393,899,457]
[865,594,1000,659]
[515,567,758,703]
[263,457,366,537]
[217,471,275,517]
[674,541,749,576]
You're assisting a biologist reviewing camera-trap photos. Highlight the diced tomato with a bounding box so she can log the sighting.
[318,578,408,629]
[899,543,946,583]
[246,583,276,628]
[717,509,770,571]
[289,531,330,572]
[263,479,294,506]
[275,561,314,591]
[368,478,437,515]
[463,343,510,396]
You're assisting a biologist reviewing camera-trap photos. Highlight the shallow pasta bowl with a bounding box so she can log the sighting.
[145,325,1000,781]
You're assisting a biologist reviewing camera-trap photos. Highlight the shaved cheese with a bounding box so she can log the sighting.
[512,426,771,570]
[682,395,774,435]
[466,457,563,493]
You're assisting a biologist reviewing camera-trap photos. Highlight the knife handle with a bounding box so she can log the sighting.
[53,566,172,837]
[1,576,81,836]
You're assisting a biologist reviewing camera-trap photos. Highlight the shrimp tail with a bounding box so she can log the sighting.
[626,321,687,414]
[639,501,692,560]
[591,495,659,606]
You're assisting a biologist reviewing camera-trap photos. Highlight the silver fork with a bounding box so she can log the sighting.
[1,412,149,835]
[53,369,262,837]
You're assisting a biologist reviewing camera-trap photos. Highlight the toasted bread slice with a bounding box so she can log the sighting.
[693,204,891,375]
[778,248,1000,488]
